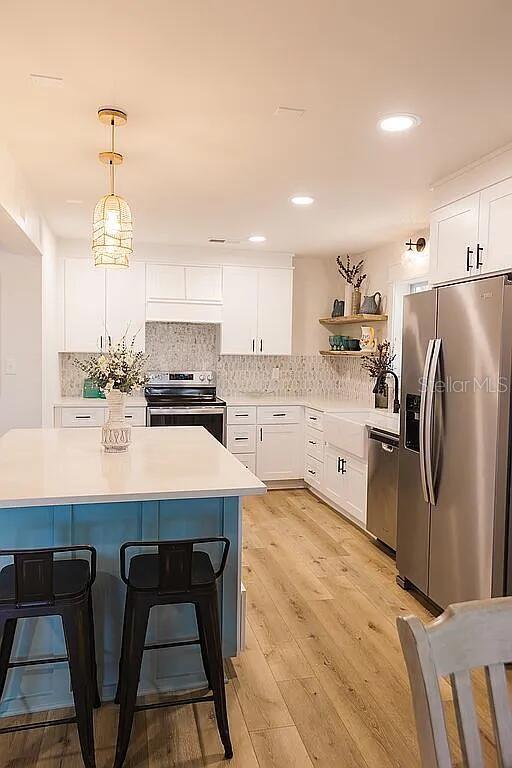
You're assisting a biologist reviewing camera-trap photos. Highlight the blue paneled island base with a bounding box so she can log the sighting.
[0,495,241,717]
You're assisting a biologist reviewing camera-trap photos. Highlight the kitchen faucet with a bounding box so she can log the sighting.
[373,371,400,414]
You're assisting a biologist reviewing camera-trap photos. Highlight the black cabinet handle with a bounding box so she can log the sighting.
[466,246,473,272]
[307,469,316,476]
[235,413,249,417]
[337,456,342,472]
[75,415,92,420]
[476,243,484,269]
[260,339,263,352]
[273,413,286,417]
[260,427,263,441]
[309,416,317,421]
[234,436,249,441]
[341,458,347,474]
[308,440,316,445]
[252,339,255,352]
[124,415,133,419]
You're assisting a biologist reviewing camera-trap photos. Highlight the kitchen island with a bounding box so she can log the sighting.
[0,426,266,717]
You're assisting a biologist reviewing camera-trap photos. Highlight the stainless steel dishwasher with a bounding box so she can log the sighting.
[367,428,399,551]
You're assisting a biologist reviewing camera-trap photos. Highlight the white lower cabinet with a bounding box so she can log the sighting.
[324,444,367,526]
[235,453,256,474]
[257,423,303,481]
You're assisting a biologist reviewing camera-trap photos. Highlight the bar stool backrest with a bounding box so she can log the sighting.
[120,537,230,593]
[0,546,97,608]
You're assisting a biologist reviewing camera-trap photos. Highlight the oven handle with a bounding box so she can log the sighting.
[147,407,226,416]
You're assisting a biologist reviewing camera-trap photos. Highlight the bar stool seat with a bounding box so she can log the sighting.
[128,550,215,590]
[0,559,91,601]
[0,546,100,768]
[114,537,233,768]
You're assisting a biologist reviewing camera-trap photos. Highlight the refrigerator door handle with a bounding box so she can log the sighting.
[425,338,442,506]
[419,340,435,503]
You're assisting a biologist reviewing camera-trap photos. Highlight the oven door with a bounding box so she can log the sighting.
[147,406,226,444]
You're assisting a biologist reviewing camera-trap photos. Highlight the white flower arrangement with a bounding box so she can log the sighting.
[74,334,149,394]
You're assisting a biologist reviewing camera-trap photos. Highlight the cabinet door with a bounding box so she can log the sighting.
[64,259,106,352]
[256,423,302,481]
[220,266,258,354]
[430,193,480,284]
[478,177,512,275]
[106,262,146,351]
[324,445,345,507]
[185,266,222,301]
[256,268,293,355]
[343,454,367,525]
[146,264,186,301]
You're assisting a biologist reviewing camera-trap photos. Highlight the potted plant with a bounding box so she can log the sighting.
[361,340,400,412]
[74,334,149,452]
[336,255,367,315]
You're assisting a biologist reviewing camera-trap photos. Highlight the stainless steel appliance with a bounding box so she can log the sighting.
[397,274,512,608]
[367,428,399,550]
[145,371,226,444]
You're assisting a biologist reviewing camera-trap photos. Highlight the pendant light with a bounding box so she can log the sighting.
[92,107,133,267]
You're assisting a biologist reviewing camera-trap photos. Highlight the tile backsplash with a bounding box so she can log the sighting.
[60,322,373,403]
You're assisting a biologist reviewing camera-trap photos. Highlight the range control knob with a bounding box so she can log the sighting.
[199,374,205,382]
[207,374,212,382]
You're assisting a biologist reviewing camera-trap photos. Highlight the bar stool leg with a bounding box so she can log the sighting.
[114,588,132,704]
[200,592,233,759]
[194,602,211,690]
[114,594,150,768]
[61,603,96,768]
[87,593,101,708]
[0,618,17,702]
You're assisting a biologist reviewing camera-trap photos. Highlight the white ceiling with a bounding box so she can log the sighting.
[1,0,512,257]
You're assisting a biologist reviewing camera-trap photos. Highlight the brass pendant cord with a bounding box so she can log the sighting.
[110,119,115,196]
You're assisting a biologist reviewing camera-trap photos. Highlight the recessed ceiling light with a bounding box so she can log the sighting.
[30,73,64,88]
[379,114,421,132]
[291,195,315,206]
[248,234,266,243]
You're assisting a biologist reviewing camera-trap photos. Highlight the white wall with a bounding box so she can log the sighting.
[0,248,42,435]
[292,255,340,354]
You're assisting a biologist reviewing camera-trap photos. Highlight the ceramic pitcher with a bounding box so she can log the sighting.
[360,291,382,314]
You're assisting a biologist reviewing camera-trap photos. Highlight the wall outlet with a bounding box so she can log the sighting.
[3,357,17,375]
[271,367,280,381]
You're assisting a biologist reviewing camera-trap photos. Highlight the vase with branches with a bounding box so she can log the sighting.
[336,255,367,314]
[361,340,400,412]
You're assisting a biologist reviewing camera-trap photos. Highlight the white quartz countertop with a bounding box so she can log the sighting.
[54,396,147,408]
[221,393,371,412]
[0,427,266,509]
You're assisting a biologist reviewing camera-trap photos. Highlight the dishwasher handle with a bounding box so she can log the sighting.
[368,428,399,449]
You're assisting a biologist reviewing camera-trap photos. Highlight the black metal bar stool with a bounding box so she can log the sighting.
[114,537,233,767]
[0,545,100,768]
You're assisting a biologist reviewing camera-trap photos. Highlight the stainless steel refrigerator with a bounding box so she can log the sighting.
[397,274,512,609]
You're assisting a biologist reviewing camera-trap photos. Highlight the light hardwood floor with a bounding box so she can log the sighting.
[0,489,507,767]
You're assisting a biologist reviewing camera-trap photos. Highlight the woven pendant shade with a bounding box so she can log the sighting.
[92,193,133,267]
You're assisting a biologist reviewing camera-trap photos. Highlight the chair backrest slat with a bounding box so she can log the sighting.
[397,597,512,768]
[450,670,484,768]
[158,542,193,593]
[485,663,512,767]
[14,552,54,607]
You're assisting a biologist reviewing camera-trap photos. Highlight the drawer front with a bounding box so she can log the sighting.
[123,408,146,427]
[227,425,256,454]
[227,406,257,425]
[304,455,323,490]
[236,453,256,473]
[305,427,324,461]
[305,408,324,432]
[61,407,105,427]
[257,405,302,425]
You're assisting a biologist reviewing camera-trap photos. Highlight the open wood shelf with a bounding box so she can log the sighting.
[320,350,374,357]
[319,313,388,327]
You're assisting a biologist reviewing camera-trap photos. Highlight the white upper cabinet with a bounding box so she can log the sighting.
[257,268,293,355]
[221,266,259,354]
[221,265,293,355]
[146,263,222,323]
[64,258,106,352]
[62,258,146,352]
[477,177,512,275]
[105,262,146,352]
[146,264,186,301]
[430,193,480,284]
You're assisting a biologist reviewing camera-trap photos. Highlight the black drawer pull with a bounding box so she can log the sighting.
[273,413,287,417]
[308,440,316,445]
[307,469,316,475]
[75,415,92,419]
[125,415,133,419]
[309,416,317,421]
[234,437,249,441]
[235,413,249,417]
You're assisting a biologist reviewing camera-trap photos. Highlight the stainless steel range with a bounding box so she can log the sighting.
[145,371,226,444]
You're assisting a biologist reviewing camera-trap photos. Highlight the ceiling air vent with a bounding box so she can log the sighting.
[274,106,305,118]
[209,238,226,244]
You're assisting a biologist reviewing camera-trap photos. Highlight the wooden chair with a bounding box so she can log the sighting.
[397,597,512,768]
